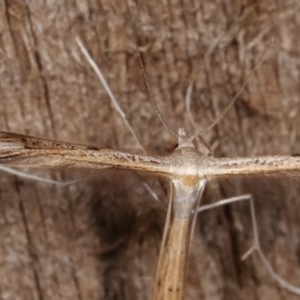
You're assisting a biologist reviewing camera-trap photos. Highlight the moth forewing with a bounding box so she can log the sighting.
[0,131,172,175]
[2,131,300,179]
[152,178,206,300]
[201,155,300,178]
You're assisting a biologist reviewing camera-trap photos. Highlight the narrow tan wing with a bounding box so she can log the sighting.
[202,156,300,178]
[1,131,300,180]
[0,131,171,176]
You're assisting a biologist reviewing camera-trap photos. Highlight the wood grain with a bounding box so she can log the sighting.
[1,1,300,300]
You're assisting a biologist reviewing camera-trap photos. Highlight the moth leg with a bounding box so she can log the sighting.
[198,195,300,296]
[0,165,79,186]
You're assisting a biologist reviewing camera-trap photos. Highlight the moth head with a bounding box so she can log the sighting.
[176,128,194,149]
[176,128,212,156]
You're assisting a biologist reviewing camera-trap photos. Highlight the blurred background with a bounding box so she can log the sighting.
[0,0,300,299]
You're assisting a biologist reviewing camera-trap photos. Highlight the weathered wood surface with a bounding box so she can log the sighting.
[0,1,300,299]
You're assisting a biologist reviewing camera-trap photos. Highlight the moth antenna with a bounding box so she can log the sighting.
[185,83,198,131]
[185,84,213,153]
[130,28,178,138]
[192,40,273,140]
[77,36,166,203]
[75,37,145,152]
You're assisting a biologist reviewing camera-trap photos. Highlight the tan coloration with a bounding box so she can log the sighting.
[0,0,300,300]
[1,132,300,181]
[179,175,201,188]
[153,217,190,300]
[203,156,300,177]
[0,131,96,150]
[153,179,206,300]
[1,1,300,300]
[2,132,300,299]
[0,131,171,175]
